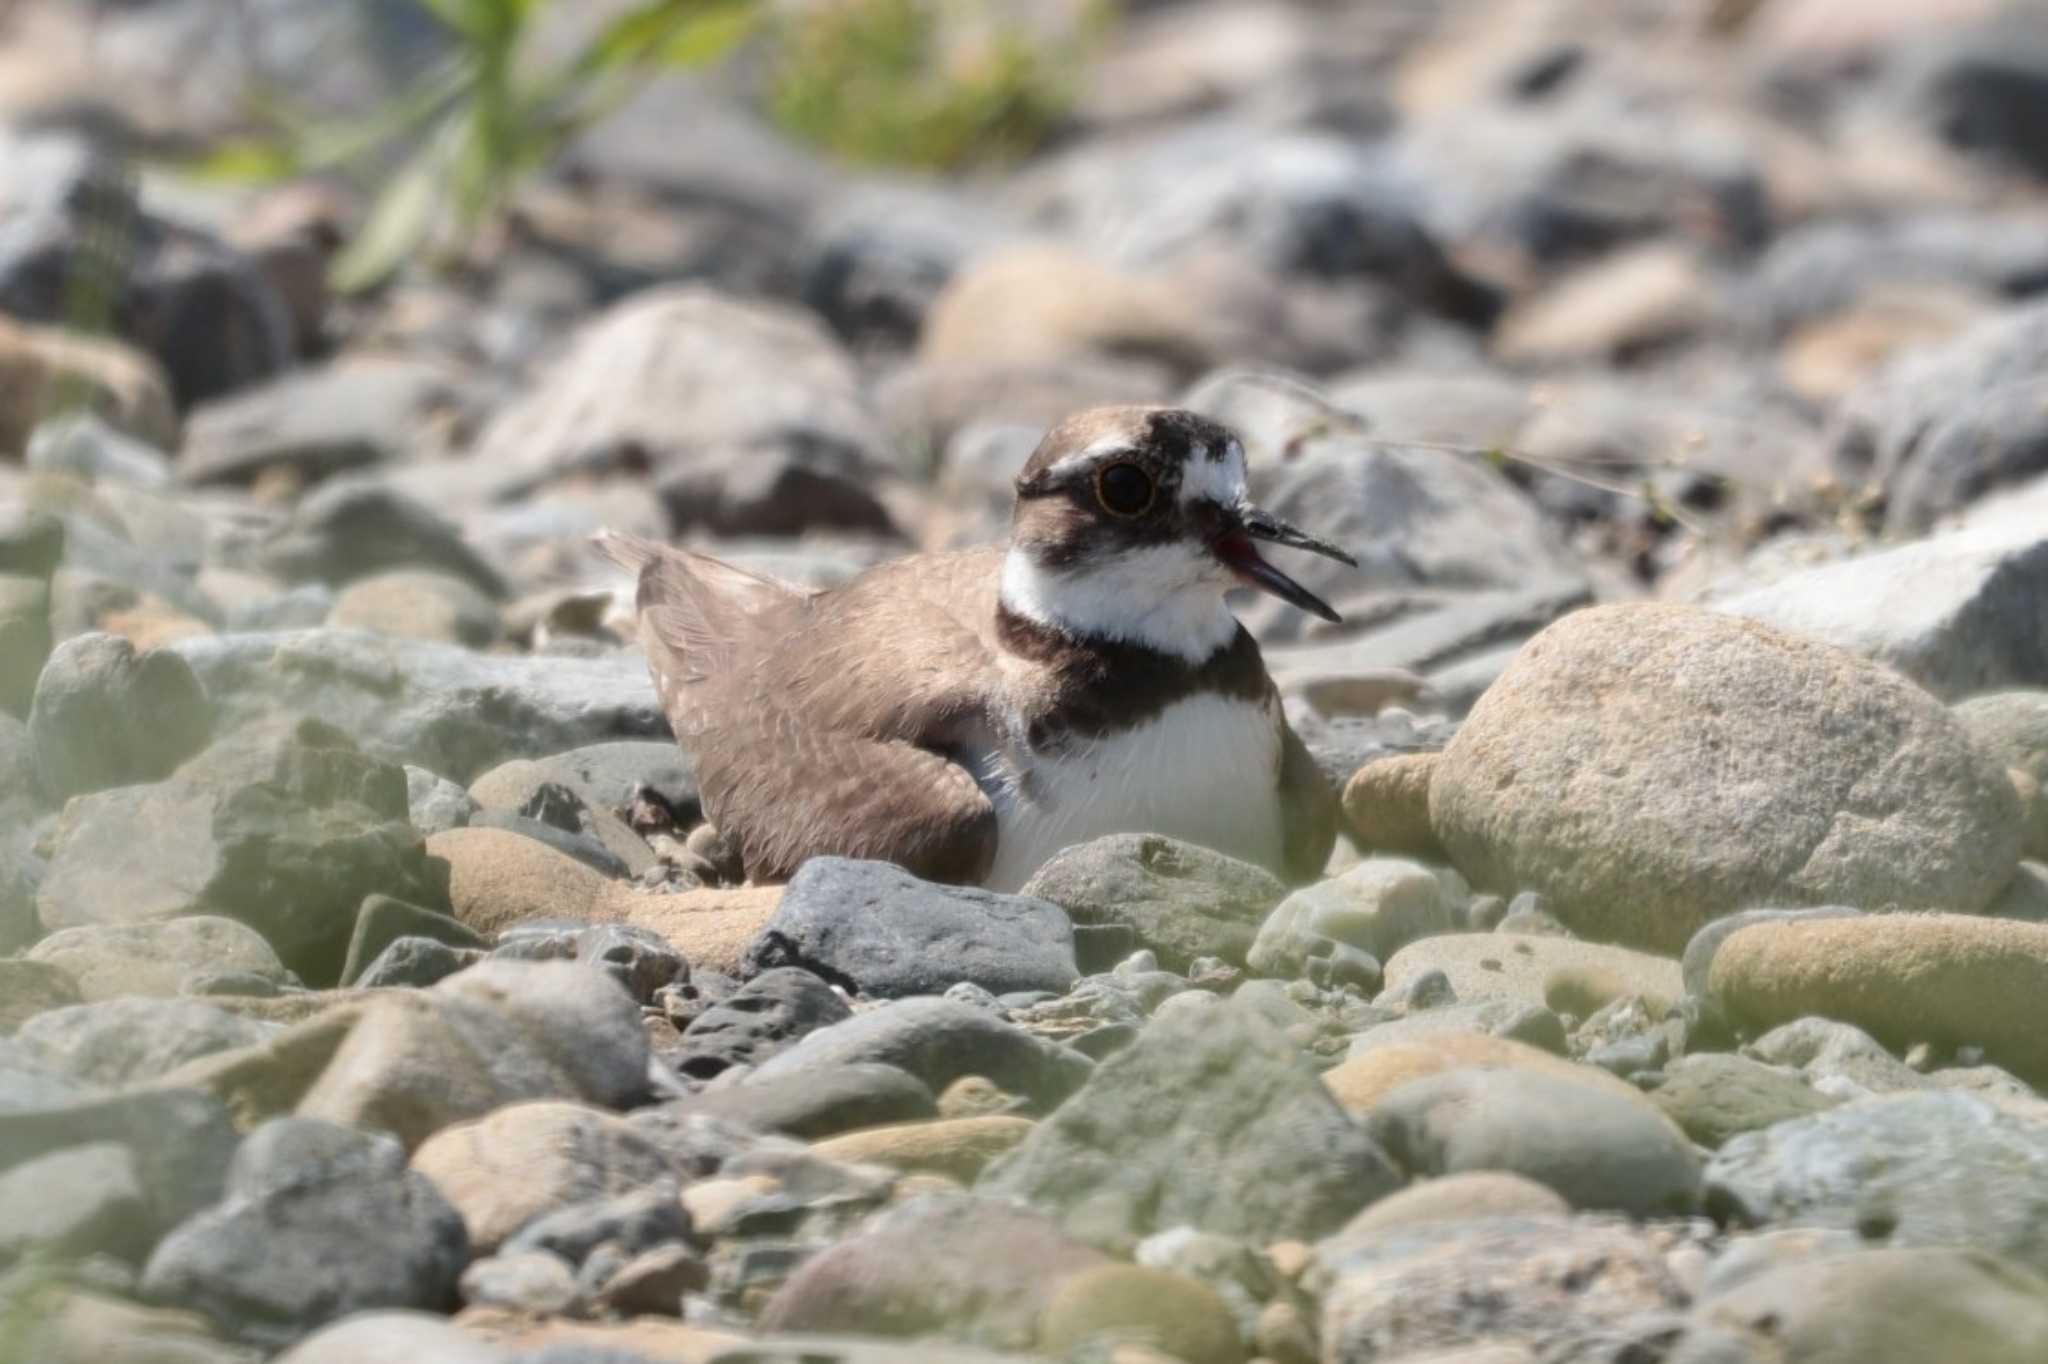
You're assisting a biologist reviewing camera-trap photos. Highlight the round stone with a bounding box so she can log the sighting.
[1430,603,2023,953]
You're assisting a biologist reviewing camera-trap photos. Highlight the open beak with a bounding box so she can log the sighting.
[1211,505,1358,623]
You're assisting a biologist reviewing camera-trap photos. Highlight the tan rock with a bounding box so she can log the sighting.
[414,1101,676,1254]
[621,885,783,975]
[1708,913,2048,1085]
[0,314,177,457]
[1496,244,1712,365]
[1777,281,1989,406]
[99,598,213,652]
[1429,603,2023,953]
[429,826,619,934]
[938,1075,1026,1119]
[1342,754,1445,861]
[1322,1032,1642,1115]
[1041,1265,1246,1364]
[430,826,780,970]
[1339,1172,1570,1240]
[453,1307,744,1363]
[921,247,1214,378]
[1265,1240,1313,1281]
[813,1115,1034,1182]
[329,570,500,648]
[679,1174,780,1237]
[286,961,647,1148]
[1380,934,1681,1015]
[468,756,658,877]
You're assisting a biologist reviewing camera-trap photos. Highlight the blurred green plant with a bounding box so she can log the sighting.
[193,0,763,293]
[0,1252,70,1362]
[768,0,1102,169]
[189,0,1101,296]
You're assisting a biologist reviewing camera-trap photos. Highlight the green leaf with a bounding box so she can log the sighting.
[328,145,446,294]
[176,137,300,183]
[573,0,758,76]
[659,1,760,66]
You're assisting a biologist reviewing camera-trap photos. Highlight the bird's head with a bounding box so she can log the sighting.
[1001,406,1356,661]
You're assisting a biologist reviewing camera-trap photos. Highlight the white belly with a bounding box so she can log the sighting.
[976,693,1287,892]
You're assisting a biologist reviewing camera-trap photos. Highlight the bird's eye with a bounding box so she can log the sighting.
[1094,462,1156,518]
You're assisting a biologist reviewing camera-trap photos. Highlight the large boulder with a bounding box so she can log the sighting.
[1019,833,1286,971]
[165,631,668,783]
[744,857,1078,999]
[140,1117,467,1350]
[1714,521,2048,700]
[1429,604,2024,953]
[27,631,210,801]
[468,285,900,536]
[978,1000,1400,1253]
[35,719,448,982]
[1704,1092,2048,1276]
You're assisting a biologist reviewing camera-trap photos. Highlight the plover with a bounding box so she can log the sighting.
[599,406,1354,891]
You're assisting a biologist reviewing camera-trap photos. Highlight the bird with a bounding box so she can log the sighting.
[597,405,1356,892]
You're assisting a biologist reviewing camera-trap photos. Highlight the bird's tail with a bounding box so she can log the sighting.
[592,529,812,686]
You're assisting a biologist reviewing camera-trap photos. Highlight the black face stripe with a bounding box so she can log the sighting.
[1145,409,1235,464]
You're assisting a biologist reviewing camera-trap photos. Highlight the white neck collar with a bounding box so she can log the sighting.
[999,545,1239,664]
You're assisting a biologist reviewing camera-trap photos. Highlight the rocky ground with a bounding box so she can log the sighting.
[5,0,2048,1361]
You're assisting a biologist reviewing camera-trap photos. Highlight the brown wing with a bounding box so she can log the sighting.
[602,534,1006,884]
[1277,716,1338,883]
[694,713,997,884]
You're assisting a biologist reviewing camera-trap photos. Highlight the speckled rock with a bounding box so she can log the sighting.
[1650,1052,1841,1147]
[1380,934,1681,1015]
[1318,1215,1689,1363]
[1667,1246,2048,1364]
[1705,1092,2048,1274]
[979,1000,1400,1252]
[1430,604,2023,952]
[1019,833,1286,971]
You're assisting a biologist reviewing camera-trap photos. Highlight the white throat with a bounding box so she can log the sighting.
[1000,545,1239,664]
